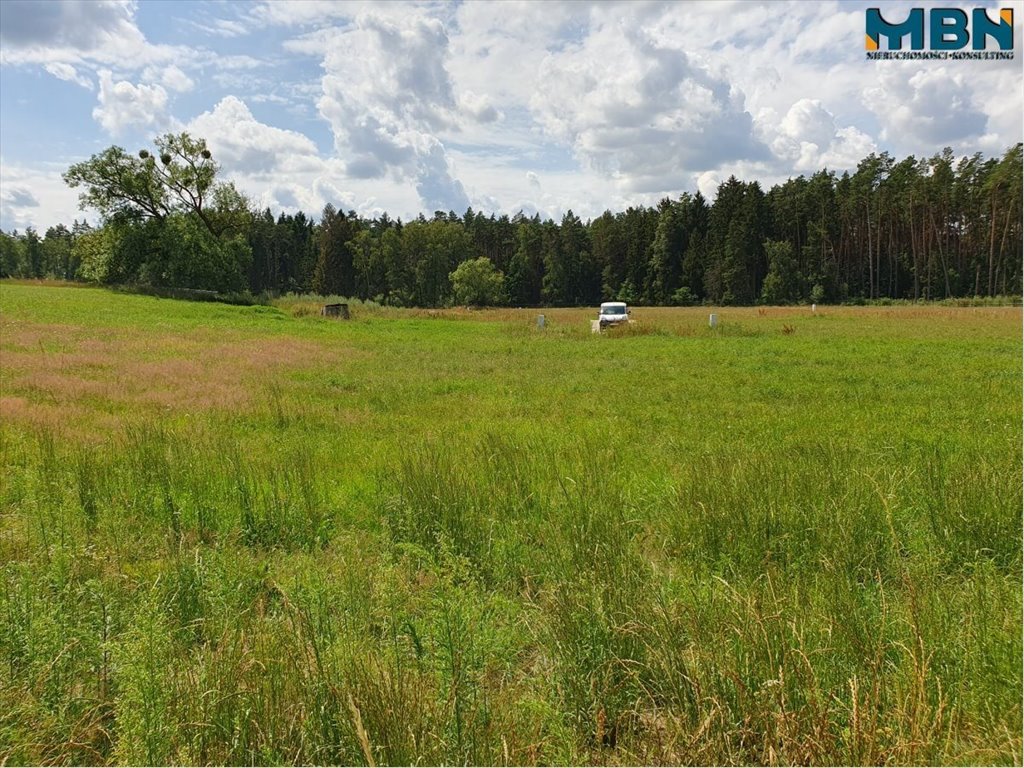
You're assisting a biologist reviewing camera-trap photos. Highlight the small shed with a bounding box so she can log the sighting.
[321,303,350,319]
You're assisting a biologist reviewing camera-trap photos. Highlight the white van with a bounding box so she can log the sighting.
[598,301,631,328]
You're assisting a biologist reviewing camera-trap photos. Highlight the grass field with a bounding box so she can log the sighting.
[1,282,1021,765]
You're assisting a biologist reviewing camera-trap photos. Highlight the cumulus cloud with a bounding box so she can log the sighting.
[318,12,469,212]
[820,127,878,170]
[187,0,1024,216]
[92,69,170,136]
[43,61,92,89]
[767,98,877,172]
[188,96,322,177]
[178,96,425,223]
[779,99,838,157]
[531,20,769,193]
[449,1,588,107]
[863,66,988,149]
[415,141,470,212]
[696,171,721,200]
[5,0,1022,232]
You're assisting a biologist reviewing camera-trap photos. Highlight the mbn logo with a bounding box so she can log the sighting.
[866,7,1014,50]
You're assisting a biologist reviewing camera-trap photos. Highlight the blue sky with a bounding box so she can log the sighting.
[1,0,1021,232]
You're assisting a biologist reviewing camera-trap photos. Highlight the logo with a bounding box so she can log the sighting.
[866,7,1015,60]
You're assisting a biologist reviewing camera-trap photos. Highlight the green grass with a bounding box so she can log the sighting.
[1,283,1021,765]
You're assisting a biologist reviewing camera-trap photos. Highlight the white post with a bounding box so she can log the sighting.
[537,314,545,328]
[709,313,718,328]
[811,303,816,313]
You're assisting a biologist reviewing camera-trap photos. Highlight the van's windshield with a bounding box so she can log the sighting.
[602,306,626,315]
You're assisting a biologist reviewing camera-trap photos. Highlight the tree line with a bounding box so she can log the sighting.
[1,134,1020,305]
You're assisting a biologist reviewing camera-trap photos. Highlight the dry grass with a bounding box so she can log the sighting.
[347,303,1020,335]
[0,319,354,430]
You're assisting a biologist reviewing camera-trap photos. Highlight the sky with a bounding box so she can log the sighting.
[1,0,1022,233]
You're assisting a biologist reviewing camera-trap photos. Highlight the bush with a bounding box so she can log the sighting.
[450,257,507,307]
[671,286,695,306]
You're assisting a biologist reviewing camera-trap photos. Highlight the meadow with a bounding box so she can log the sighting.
[0,282,1020,766]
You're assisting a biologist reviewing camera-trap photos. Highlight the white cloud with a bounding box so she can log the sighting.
[0,0,191,69]
[43,61,92,89]
[458,90,500,123]
[779,99,838,157]
[174,6,259,39]
[184,97,402,222]
[188,96,322,176]
[281,26,344,56]
[0,0,141,55]
[696,170,721,200]
[204,17,251,38]
[250,0,427,28]
[0,0,257,93]
[639,3,874,157]
[863,66,989,150]
[142,64,194,93]
[249,93,291,106]
[91,70,171,136]
[531,18,769,193]
[250,0,348,26]
[317,12,470,212]
[766,98,877,172]
[208,54,265,71]
[4,0,1022,233]
[820,126,878,170]
[448,146,641,223]
[247,163,420,223]
[0,184,40,232]
[0,161,89,232]
[449,1,587,108]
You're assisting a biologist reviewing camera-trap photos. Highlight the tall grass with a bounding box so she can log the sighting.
[2,424,1019,765]
[0,283,1019,765]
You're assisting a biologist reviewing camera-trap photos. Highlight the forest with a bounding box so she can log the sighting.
[1,134,1021,306]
